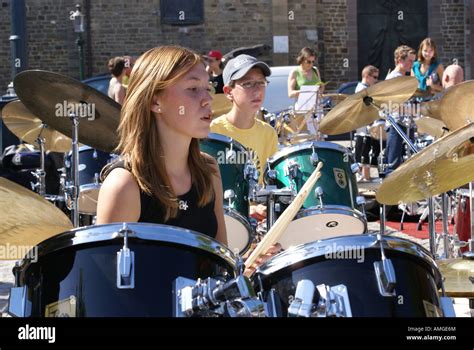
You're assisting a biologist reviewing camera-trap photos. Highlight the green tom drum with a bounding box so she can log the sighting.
[265,141,366,249]
[200,133,254,254]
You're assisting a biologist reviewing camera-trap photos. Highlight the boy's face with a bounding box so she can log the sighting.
[400,53,416,72]
[226,67,267,113]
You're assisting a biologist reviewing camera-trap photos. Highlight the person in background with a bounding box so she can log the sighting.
[411,38,444,94]
[441,64,464,89]
[354,65,380,182]
[206,50,225,94]
[385,45,417,173]
[107,56,133,105]
[287,47,324,99]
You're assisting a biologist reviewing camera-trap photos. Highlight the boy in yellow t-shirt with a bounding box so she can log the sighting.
[211,54,278,185]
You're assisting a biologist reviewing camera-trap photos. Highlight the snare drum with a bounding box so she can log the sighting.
[65,146,115,215]
[265,141,366,249]
[200,133,253,254]
[9,223,236,317]
[252,235,447,317]
[455,189,473,253]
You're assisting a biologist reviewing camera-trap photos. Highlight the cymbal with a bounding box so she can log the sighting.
[438,80,474,131]
[320,76,419,135]
[420,99,442,120]
[211,94,232,118]
[1,100,73,153]
[14,70,121,153]
[376,123,474,204]
[437,258,474,298]
[412,88,433,99]
[0,177,72,247]
[415,117,448,139]
[368,120,387,141]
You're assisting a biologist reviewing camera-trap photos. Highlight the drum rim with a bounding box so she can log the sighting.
[204,133,248,153]
[224,207,253,254]
[294,205,367,230]
[21,222,236,268]
[267,141,348,165]
[255,234,441,284]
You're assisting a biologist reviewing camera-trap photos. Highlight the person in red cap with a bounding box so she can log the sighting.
[206,50,224,94]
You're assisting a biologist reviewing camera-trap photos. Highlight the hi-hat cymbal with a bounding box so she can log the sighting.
[416,117,448,139]
[320,76,419,135]
[1,100,73,153]
[437,258,474,298]
[0,177,72,247]
[14,70,121,153]
[211,94,232,118]
[376,123,474,205]
[438,80,474,131]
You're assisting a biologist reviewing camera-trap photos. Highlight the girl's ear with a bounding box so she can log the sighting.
[151,96,161,113]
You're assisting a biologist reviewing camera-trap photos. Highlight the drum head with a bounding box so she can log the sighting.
[224,209,252,254]
[280,206,366,249]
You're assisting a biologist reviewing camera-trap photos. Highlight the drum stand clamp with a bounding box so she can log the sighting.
[173,274,265,318]
[287,279,353,317]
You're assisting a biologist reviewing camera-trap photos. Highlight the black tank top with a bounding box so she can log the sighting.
[104,160,217,239]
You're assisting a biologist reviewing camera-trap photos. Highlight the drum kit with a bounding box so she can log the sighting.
[2,71,474,318]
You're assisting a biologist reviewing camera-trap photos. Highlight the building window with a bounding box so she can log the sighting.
[160,0,204,25]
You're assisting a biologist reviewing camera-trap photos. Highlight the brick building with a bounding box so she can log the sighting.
[0,0,472,92]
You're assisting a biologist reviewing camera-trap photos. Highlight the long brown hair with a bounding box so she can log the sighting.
[105,46,216,221]
[417,38,438,65]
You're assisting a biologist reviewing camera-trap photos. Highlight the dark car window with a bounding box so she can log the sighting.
[82,75,111,96]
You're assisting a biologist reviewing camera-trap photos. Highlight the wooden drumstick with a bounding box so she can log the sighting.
[244,161,323,269]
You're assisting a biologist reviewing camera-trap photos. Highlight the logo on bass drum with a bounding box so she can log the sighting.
[333,168,347,189]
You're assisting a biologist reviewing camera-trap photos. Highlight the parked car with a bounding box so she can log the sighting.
[262,66,295,114]
[82,73,111,96]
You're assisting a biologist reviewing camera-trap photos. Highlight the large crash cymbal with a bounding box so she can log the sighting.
[437,258,474,297]
[420,99,442,120]
[376,123,474,204]
[438,80,474,131]
[211,94,232,118]
[1,100,73,153]
[14,70,121,153]
[0,177,72,247]
[320,76,419,135]
[415,117,448,139]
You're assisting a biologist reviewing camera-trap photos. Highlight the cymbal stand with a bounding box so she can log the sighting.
[440,193,451,259]
[65,113,80,227]
[363,96,438,256]
[376,124,388,235]
[32,135,46,197]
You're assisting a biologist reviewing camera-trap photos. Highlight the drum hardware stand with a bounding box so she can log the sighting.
[373,233,397,297]
[285,279,352,317]
[244,160,259,203]
[31,135,47,197]
[363,96,440,256]
[64,112,81,228]
[173,259,266,317]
